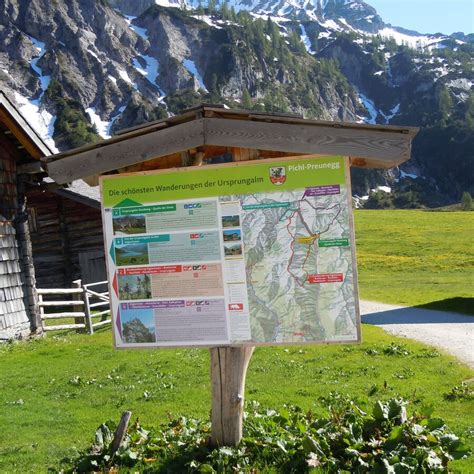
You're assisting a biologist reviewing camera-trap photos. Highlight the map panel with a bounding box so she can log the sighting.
[229,188,356,343]
[101,156,360,348]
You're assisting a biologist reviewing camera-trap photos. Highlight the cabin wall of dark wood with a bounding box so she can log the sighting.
[0,134,31,339]
[27,188,104,288]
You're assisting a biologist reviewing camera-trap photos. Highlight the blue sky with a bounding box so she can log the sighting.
[367,1,473,35]
[122,308,155,330]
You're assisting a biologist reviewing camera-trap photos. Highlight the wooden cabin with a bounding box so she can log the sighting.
[0,91,51,339]
[26,180,106,288]
[0,92,107,339]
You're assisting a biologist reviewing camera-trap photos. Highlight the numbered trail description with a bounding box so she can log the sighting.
[101,156,360,348]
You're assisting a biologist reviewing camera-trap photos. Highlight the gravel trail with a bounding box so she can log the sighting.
[360,300,474,368]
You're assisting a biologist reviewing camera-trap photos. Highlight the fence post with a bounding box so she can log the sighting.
[72,279,84,333]
[38,294,45,333]
[82,283,94,335]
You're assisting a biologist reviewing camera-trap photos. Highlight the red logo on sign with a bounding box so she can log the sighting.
[270,166,286,185]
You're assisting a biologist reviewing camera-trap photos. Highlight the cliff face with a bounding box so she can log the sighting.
[0,0,472,204]
[0,0,364,136]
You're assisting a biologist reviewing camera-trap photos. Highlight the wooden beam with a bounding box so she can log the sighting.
[16,161,45,174]
[231,147,259,162]
[204,118,413,168]
[45,119,206,184]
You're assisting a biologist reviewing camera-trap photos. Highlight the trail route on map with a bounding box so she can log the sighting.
[102,156,360,348]
[224,187,357,344]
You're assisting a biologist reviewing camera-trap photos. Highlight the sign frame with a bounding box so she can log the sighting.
[100,155,361,349]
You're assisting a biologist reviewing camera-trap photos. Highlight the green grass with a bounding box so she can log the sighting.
[0,209,473,472]
[355,210,474,314]
[0,326,473,472]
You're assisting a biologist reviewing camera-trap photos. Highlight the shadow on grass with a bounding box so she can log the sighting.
[362,298,474,325]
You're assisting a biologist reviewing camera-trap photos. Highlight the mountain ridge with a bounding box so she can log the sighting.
[0,0,472,206]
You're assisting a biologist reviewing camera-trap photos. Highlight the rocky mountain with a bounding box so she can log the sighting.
[122,317,155,343]
[0,0,472,206]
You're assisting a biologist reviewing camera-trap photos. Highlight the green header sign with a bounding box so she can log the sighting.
[101,156,345,207]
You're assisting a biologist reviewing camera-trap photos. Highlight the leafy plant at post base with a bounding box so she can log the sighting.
[62,396,471,473]
[444,382,474,401]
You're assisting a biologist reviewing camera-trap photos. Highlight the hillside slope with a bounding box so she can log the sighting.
[0,0,472,205]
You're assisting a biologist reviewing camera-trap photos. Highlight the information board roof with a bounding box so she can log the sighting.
[44,105,418,184]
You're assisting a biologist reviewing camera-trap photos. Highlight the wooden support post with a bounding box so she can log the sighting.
[72,279,83,332]
[15,188,42,334]
[82,284,94,335]
[210,346,254,447]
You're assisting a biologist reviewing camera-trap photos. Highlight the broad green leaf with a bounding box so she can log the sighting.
[373,401,389,421]
[303,436,320,455]
[426,418,445,431]
[388,426,404,443]
[199,464,216,474]
[218,447,233,456]
[451,441,471,460]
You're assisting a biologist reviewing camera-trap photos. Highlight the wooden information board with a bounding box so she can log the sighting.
[101,155,360,348]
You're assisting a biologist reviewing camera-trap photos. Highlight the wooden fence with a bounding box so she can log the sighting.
[38,279,111,334]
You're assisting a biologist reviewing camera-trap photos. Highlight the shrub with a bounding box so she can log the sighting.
[61,396,470,473]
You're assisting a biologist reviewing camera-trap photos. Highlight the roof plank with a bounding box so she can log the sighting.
[204,118,412,168]
[46,119,205,184]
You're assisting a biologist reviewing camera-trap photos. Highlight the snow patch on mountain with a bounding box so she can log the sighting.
[15,35,58,151]
[154,0,183,8]
[14,92,58,152]
[27,35,51,100]
[124,16,149,40]
[87,49,102,63]
[87,106,126,139]
[399,169,419,180]
[378,27,446,49]
[380,103,400,124]
[86,107,111,139]
[118,68,135,86]
[183,59,207,91]
[372,185,391,193]
[192,14,224,29]
[300,24,315,53]
[358,93,378,124]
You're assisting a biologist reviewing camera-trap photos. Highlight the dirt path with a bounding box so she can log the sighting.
[360,300,474,368]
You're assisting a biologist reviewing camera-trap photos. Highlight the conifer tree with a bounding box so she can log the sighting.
[242,88,252,109]
[461,191,473,210]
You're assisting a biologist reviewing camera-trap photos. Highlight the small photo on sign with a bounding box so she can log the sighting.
[118,274,152,300]
[223,229,241,242]
[121,308,156,344]
[221,215,240,228]
[224,242,243,257]
[113,214,146,235]
[115,243,149,266]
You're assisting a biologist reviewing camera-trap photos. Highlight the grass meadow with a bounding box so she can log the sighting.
[0,209,472,472]
[355,210,474,314]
